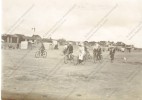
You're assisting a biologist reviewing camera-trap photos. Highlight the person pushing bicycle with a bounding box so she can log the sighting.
[63,42,73,60]
[67,42,73,60]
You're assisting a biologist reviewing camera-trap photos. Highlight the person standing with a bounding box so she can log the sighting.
[78,43,85,63]
[96,45,102,61]
[93,44,98,63]
[109,46,116,63]
[63,43,68,55]
[67,42,73,59]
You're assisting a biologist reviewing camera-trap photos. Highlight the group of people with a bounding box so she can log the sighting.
[63,42,74,59]
[93,44,116,63]
[39,41,116,63]
[63,42,116,63]
[63,42,90,63]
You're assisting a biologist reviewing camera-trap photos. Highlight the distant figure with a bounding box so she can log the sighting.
[17,44,19,49]
[96,45,102,61]
[109,47,116,63]
[68,43,73,53]
[84,44,90,57]
[63,42,73,59]
[67,42,73,59]
[63,43,68,55]
[93,44,98,63]
[40,43,45,56]
[53,40,58,50]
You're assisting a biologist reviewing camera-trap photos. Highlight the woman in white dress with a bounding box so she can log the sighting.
[78,43,86,63]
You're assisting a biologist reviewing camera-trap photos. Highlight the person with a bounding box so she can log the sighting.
[109,46,116,63]
[96,45,102,61]
[64,42,73,60]
[85,44,91,55]
[78,43,85,63]
[67,42,73,59]
[93,44,98,63]
[40,43,45,56]
[53,40,58,49]
[84,44,89,58]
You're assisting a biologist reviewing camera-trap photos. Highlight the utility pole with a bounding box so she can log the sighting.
[32,27,35,35]
[32,27,36,44]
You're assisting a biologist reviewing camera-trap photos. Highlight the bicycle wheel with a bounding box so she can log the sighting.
[42,51,47,58]
[64,55,68,64]
[35,51,40,58]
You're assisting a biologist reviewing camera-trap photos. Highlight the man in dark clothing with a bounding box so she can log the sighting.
[109,47,116,63]
[97,46,102,61]
[40,43,45,56]
[68,44,73,54]
[66,43,73,59]
[93,48,97,63]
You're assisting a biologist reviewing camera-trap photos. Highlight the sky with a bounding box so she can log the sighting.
[2,0,142,48]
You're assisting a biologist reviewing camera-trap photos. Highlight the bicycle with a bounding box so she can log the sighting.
[96,54,103,63]
[82,51,93,64]
[35,50,47,58]
[76,54,87,65]
[64,54,77,65]
[84,52,93,61]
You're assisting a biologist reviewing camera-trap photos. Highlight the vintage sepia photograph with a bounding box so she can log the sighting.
[1,0,142,100]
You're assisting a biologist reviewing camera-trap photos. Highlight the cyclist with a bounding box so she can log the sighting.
[40,43,45,56]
